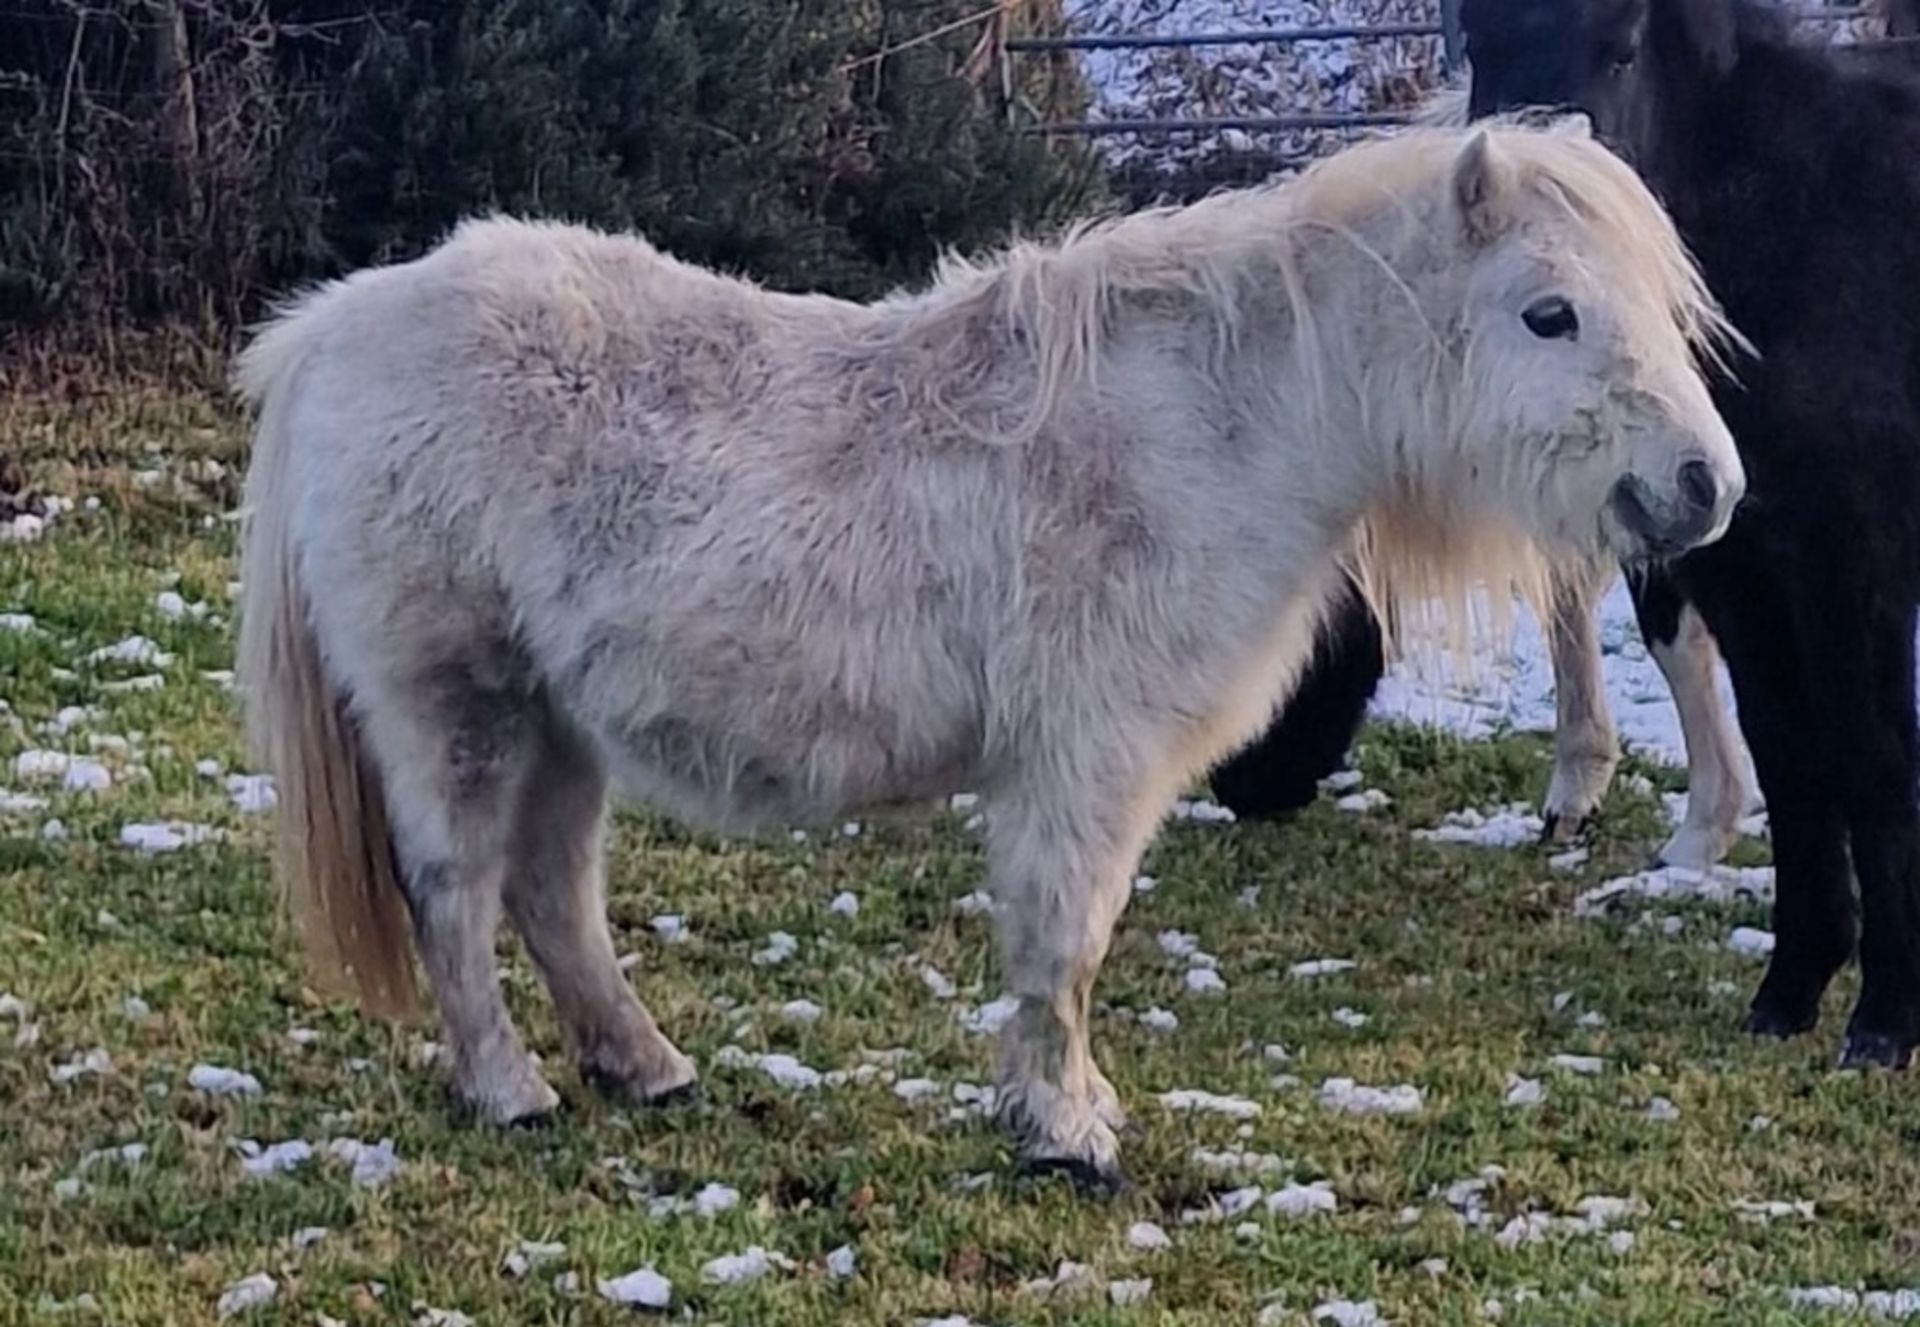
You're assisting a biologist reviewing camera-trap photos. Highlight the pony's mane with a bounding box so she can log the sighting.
[914,117,1740,451]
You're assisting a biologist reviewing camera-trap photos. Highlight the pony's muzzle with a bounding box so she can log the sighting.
[1609,456,1743,556]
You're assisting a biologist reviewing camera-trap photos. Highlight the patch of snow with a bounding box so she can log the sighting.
[87,636,173,668]
[1140,1006,1180,1033]
[1646,1096,1681,1122]
[701,1246,793,1286]
[752,931,799,965]
[828,890,860,917]
[1331,1006,1370,1028]
[1317,1077,1423,1116]
[1185,968,1229,995]
[1110,1278,1154,1306]
[1727,926,1776,957]
[1312,1300,1387,1326]
[50,1048,112,1084]
[1192,1145,1291,1179]
[238,1139,312,1178]
[779,999,824,1024]
[226,774,276,813]
[1159,1088,1261,1120]
[894,1077,942,1104]
[217,1274,277,1319]
[1290,958,1358,980]
[959,995,1021,1036]
[921,965,958,1000]
[1574,865,1775,916]
[1549,847,1591,872]
[715,1045,824,1090]
[1172,797,1236,823]
[1734,1198,1815,1224]
[1335,788,1392,813]
[598,1267,673,1309]
[1158,929,1200,958]
[826,1244,858,1279]
[1128,1220,1173,1251]
[1412,803,1544,847]
[953,890,995,916]
[1266,1181,1338,1218]
[120,821,221,853]
[1504,1075,1545,1108]
[329,1137,400,1187]
[1181,1185,1265,1224]
[189,1064,262,1097]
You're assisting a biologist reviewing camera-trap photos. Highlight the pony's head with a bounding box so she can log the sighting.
[1459,0,1763,168]
[1396,122,1745,567]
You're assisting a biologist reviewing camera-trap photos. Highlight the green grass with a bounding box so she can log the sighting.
[5,394,1920,1326]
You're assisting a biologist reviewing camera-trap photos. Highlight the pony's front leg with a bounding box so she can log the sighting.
[1649,600,1760,870]
[987,781,1164,1192]
[1541,557,1621,843]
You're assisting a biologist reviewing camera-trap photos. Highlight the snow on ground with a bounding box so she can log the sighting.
[1369,579,1730,768]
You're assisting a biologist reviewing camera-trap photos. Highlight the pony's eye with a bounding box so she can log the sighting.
[1523,295,1580,340]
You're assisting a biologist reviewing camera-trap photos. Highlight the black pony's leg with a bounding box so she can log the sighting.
[1830,600,1920,1067]
[1628,560,1685,653]
[1209,574,1384,821]
[1703,564,1857,1041]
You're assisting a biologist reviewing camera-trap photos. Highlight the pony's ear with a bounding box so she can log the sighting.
[1453,130,1517,245]
[1676,0,1739,78]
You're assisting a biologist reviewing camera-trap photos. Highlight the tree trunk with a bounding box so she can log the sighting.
[149,0,201,224]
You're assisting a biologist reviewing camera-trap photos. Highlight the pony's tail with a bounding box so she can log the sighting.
[235,305,418,1021]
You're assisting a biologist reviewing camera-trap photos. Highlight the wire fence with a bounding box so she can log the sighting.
[1011,0,1910,203]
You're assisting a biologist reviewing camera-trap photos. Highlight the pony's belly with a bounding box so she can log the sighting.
[591,708,982,834]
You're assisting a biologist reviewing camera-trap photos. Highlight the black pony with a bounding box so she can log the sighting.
[1219,0,1920,1068]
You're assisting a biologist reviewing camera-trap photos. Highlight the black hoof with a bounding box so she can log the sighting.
[507,1108,559,1131]
[1018,1155,1130,1198]
[583,1067,705,1109]
[1741,1001,1819,1041]
[1839,1030,1916,1071]
[1539,811,1590,847]
[641,1080,704,1110]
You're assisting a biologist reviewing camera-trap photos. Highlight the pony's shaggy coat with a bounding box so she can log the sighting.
[238,122,1740,1176]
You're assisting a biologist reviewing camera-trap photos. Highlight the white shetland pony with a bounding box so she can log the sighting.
[238,120,1744,1186]
[1417,87,1762,867]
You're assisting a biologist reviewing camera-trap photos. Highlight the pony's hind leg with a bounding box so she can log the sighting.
[1209,575,1383,819]
[503,716,697,1103]
[354,665,559,1125]
[1830,601,1920,1068]
[988,776,1167,1191]
[1541,557,1621,843]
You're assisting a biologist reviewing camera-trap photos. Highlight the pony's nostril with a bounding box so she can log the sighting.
[1678,459,1718,515]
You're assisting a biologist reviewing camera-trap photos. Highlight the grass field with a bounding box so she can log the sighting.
[6,394,1920,1326]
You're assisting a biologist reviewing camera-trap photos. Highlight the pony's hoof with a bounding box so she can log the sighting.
[1741,1001,1819,1041]
[1839,1030,1916,1071]
[1539,809,1591,847]
[450,1075,562,1129]
[1018,1155,1130,1198]
[584,1064,703,1109]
